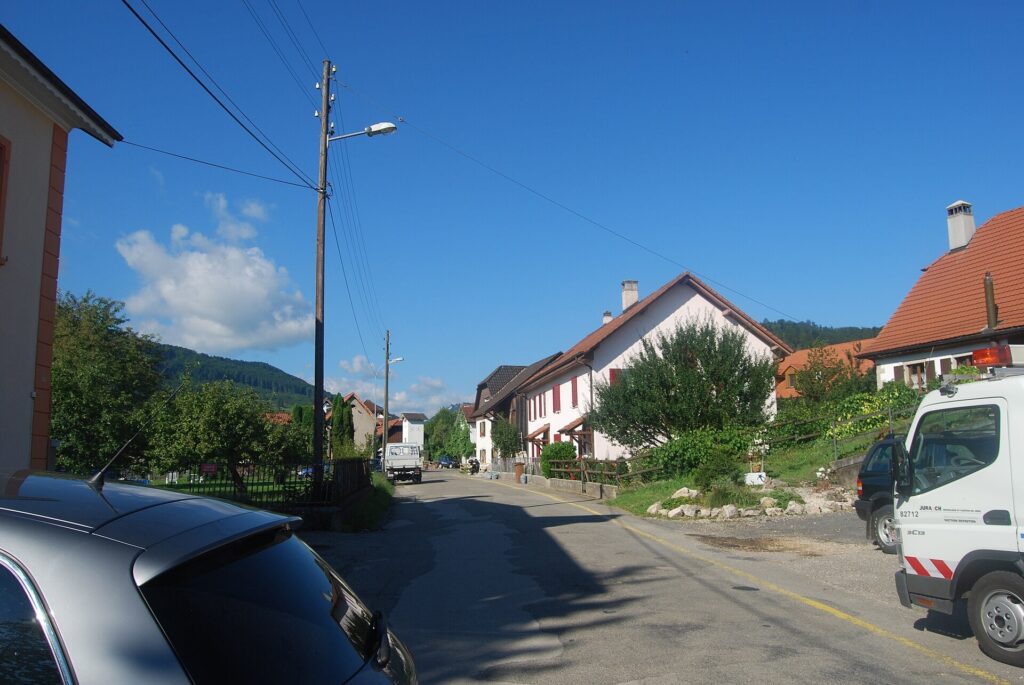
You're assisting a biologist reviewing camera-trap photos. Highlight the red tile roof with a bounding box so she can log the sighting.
[861,206,1024,358]
[522,272,791,390]
[775,339,875,399]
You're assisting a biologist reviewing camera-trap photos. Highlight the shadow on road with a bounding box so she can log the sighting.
[913,602,973,641]
[304,487,639,683]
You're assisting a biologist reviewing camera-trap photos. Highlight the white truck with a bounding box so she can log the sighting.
[383,443,423,484]
[893,345,1024,666]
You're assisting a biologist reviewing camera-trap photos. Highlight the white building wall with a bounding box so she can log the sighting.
[475,418,494,467]
[0,79,56,472]
[873,343,981,390]
[524,281,777,460]
[402,420,424,447]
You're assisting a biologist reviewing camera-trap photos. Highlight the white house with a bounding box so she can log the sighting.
[860,202,1024,387]
[519,274,790,463]
[0,26,120,472]
[401,412,426,447]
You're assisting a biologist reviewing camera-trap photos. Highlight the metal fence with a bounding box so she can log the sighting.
[158,458,371,511]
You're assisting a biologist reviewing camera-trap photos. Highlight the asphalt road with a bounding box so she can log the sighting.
[302,471,1024,685]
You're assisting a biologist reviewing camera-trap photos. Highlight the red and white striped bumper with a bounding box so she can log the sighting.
[904,556,955,580]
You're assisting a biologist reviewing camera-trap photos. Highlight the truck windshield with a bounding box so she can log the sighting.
[908,404,999,495]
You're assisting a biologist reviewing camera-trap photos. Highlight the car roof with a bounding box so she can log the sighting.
[0,470,202,532]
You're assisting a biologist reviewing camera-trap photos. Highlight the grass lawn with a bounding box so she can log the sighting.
[608,477,693,516]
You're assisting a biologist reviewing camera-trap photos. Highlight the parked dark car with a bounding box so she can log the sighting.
[0,470,417,684]
[437,455,457,469]
[854,435,901,554]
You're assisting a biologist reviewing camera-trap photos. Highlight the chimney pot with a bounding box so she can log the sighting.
[946,200,976,251]
[602,310,613,325]
[621,280,639,312]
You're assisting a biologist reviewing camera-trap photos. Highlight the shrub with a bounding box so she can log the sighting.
[540,442,577,478]
[705,484,760,508]
[691,447,745,492]
[643,426,753,479]
[765,489,804,509]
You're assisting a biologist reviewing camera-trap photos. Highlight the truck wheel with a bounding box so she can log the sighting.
[968,571,1024,667]
[870,504,897,554]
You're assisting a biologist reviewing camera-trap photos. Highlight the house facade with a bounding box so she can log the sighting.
[860,202,1024,387]
[343,392,377,449]
[0,26,121,473]
[519,274,791,463]
[775,339,874,399]
[401,413,426,447]
[469,353,561,469]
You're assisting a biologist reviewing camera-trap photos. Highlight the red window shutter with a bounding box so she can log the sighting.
[552,383,560,413]
[609,368,620,385]
[554,434,561,442]
[571,377,578,407]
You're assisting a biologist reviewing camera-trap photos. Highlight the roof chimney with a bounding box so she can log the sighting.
[621,280,638,312]
[602,310,613,325]
[947,200,975,251]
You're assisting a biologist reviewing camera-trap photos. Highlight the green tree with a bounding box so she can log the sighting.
[589,318,776,451]
[792,344,875,405]
[491,418,523,460]
[425,408,457,458]
[445,411,474,458]
[149,380,271,497]
[51,291,162,474]
[331,395,356,457]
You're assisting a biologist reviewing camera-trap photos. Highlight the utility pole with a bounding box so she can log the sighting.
[313,59,331,489]
[382,329,391,465]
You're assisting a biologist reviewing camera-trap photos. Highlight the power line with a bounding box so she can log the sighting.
[122,141,313,188]
[334,79,800,321]
[122,0,316,189]
[239,0,318,109]
[294,0,329,58]
[267,0,319,78]
[326,200,370,360]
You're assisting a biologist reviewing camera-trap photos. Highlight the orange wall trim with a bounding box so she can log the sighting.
[29,124,68,470]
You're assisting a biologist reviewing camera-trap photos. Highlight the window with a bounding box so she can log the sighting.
[862,443,892,474]
[552,383,561,413]
[0,554,73,683]
[954,355,974,368]
[906,362,933,390]
[0,136,9,267]
[787,373,797,388]
[908,404,999,495]
[479,421,486,438]
[571,377,578,407]
[480,449,487,460]
[542,393,547,417]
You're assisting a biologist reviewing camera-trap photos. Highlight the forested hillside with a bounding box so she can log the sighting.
[157,344,314,409]
[762,320,881,350]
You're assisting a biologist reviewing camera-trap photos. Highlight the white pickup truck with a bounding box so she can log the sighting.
[893,345,1024,666]
[383,443,423,484]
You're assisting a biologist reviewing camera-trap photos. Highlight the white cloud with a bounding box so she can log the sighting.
[116,225,312,353]
[410,376,444,394]
[339,354,379,379]
[204,192,258,241]
[240,199,269,221]
[325,372,468,417]
[149,167,165,190]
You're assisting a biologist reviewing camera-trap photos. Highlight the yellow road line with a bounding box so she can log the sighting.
[487,478,1009,685]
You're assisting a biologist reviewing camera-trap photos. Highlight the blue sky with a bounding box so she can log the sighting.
[5,1,1024,414]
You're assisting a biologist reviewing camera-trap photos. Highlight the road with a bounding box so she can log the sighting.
[302,471,1024,685]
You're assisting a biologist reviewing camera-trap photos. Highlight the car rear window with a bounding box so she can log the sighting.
[141,530,374,684]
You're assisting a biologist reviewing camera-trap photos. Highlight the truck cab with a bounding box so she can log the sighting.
[894,347,1024,666]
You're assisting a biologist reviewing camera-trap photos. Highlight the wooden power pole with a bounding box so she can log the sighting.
[313,59,332,488]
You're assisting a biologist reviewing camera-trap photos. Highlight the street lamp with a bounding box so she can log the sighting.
[312,59,397,488]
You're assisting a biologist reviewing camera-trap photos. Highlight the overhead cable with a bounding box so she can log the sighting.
[122,141,313,188]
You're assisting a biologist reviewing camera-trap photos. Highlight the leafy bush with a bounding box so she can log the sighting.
[764,489,804,509]
[691,447,745,491]
[643,426,753,479]
[705,484,760,508]
[540,442,577,478]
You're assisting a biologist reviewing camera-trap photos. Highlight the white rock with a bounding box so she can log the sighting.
[765,507,784,517]
[646,502,663,515]
[818,502,834,514]
[759,496,778,509]
[722,504,739,519]
[785,501,805,515]
[667,506,685,519]
[804,504,821,515]
[671,487,692,499]
[682,505,699,517]
[742,508,761,517]
[699,508,713,518]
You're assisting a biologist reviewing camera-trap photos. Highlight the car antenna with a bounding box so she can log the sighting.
[87,382,185,491]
